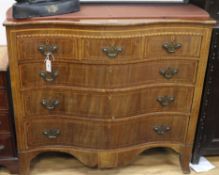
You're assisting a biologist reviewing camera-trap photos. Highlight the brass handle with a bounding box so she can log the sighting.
[162,41,182,53]
[0,145,5,151]
[38,44,58,56]
[160,67,178,79]
[102,46,123,59]
[157,96,175,107]
[39,70,59,82]
[153,125,171,135]
[43,129,60,139]
[41,99,60,110]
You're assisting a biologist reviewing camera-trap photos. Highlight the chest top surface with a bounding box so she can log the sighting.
[4,4,214,26]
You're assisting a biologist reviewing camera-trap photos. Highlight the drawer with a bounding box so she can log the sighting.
[26,115,188,149]
[16,34,78,61]
[23,86,194,119]
[0,114,10,132]
[19,60,197,89]
[110,86,194,117]
[81,37,143,61]
[23,90,111,119]
[146,34,202,59]
[0,90,9,110]
[0,134,14,157]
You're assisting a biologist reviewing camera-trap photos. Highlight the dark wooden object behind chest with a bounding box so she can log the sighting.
[192,26,219,163]
[190,0,219,164]
[0,51,19,173]
[190,0,219,19]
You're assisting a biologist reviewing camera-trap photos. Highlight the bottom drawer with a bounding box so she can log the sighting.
[26,115,189,149]
[0,134,14,157]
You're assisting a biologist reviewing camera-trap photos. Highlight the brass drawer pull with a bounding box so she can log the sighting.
[0,145,5,151]
[153,125,171,135]
[157,96,175,107]
[41,99,60,110]
[102,46,123,59]
[162,41,182,53]
[39,70,59,82]
[38,44,58,56]
[43,129,60,139]
[160,67,178,79]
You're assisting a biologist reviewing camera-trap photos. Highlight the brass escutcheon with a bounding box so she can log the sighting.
[38,44,58,56]
[157,96,175,107]
[41,99,60,110]
[162,41,182,53]
[39,70,59,82]
[102,46,123,59]
[43,129,60,139]
[153,125,171,135]
[160,67,178,79]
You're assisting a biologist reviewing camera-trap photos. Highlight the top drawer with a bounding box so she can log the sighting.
[15,28,203,62]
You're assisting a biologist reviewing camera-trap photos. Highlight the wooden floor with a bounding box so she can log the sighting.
[1,148,219,175]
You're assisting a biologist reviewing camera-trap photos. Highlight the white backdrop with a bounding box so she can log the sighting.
[0,1,14,45]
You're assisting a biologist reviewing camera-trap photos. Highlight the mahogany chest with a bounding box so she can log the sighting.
[0,47,19,174]
[4,4,214,174]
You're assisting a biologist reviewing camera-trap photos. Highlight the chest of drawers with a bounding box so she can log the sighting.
[0,47,19,174]
[4,4,214,175]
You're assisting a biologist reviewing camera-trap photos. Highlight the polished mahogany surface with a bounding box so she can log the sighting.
[6,4,210,22]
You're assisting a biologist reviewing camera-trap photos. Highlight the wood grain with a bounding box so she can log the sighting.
[22,86,194,119]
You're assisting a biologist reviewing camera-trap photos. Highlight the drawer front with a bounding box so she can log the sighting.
[20,62,109,89]
[0,114,10,132]
[26,115,188,149]
[110,86,194,117]
[20,60,197,89]
[0,90,9,110]
[146,34,202,58]
[16,35,78,61]
[23,86,193,119]
[0,134,14,157]
[24,90,111,119]
[81,37,143,61]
